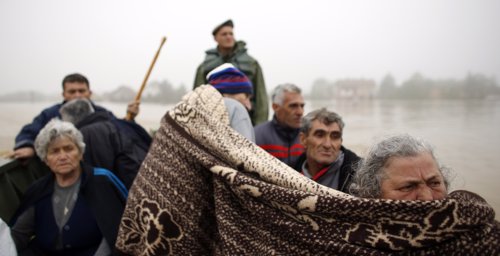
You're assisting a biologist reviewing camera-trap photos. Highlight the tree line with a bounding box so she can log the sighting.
[0,80,188,104]
[3,73,500,102]
[309,73,500,100]
[100,80,187,103]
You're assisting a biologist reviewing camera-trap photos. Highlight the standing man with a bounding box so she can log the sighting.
[255,84,305,167]
[294,108,361,193]
[12,73,141,160]
[193,19,268,125]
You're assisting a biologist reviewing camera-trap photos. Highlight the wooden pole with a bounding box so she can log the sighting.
[126,36,167,120]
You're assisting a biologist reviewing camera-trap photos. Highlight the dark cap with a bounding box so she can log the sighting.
[212,19,233,36]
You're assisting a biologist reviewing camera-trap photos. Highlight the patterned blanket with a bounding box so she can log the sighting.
[116,85,499,255]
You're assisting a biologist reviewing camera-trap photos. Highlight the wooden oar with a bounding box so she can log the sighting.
[126,36,167,121]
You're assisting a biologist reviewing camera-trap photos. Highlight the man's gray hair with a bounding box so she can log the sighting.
[349,134,450,198]
[60,98,95,125]
[271,83,301,105]
[34,119,85,161]
[300,108,345,135]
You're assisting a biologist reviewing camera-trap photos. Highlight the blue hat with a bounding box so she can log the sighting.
[207,63,253,95]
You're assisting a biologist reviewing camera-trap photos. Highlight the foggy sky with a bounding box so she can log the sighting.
[1,0,499,95]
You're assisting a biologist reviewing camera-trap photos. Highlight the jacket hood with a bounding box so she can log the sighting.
[76,111,112,129]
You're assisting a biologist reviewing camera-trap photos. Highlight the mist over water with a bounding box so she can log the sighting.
[1,99,499,218]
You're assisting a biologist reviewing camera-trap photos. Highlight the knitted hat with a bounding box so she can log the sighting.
[212,19,233,36]
[207,63,253,95]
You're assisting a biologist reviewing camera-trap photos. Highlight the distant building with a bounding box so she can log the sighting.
[143,81,162,99]
[333,79,376,100]
[105,85,136,102]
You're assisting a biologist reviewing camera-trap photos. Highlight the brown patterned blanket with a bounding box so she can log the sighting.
[116,85,499,255]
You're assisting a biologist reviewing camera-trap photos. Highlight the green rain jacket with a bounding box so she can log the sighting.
[194,41,269,125]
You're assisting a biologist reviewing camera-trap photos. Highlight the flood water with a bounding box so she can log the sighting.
[1,99,499,218]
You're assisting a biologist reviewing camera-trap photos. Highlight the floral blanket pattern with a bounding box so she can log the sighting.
[116,85,499,255]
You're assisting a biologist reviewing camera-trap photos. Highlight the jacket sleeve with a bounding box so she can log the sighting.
[193,63,206,89]
[14,105,60,149]
[9,207,35,251]
[87,168,127,249]
[250,61,269,125]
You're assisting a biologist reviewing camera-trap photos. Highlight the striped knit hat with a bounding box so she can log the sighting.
[207,63,253,95]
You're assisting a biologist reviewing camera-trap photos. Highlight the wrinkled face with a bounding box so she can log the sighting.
[273,92,304,129]
[45,136,83,178]
[380,152,447,201]
[224,92,252,111]
[214,26,235,50]
[62,82,91,101]
[300,120,343,167]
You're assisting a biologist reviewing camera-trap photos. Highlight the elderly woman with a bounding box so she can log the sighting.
[350,134,450,200]
[10,119,127,255]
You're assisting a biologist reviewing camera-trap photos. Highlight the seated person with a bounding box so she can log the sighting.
[255,83,305,167]
[10,119,127,255]
[206,63,255,142]
[349,133,449,200]
[11,73,142,160]
[294,108,361,192]
[60,98,146,188]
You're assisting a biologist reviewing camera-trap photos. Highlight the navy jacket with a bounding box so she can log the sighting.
[11,163,127,255]
[14,102,112,150]
[77,112,149,189]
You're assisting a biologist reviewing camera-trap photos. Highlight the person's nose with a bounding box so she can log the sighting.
[321,137,333,149]
[297,106,304,116]
[57,151,70,161]
[74,92,84,99]
[416,186,434,201]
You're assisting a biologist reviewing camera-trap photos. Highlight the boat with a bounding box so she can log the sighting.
[0,157,50,223]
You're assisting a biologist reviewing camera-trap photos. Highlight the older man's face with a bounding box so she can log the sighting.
[300,120,343,168]
[273,92,304,129]
[380,152,447,201]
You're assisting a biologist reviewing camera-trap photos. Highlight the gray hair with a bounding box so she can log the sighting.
[300,108,345,135]
[271,83,301,105]
[60,98,95,125]
[34,119,85,161]
[349,134,450,198]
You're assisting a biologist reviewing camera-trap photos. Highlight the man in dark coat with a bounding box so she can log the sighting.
[60,98,149,188]
[11,73,141,160]
[294,108,361,193]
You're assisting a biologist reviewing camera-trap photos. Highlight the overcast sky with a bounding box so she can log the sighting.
[1,0,499,95]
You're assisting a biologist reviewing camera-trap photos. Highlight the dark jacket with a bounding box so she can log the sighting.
[294,146,361,193]
[14,101,112,150]
[254,116,304,167]
[193,41,269,125]
[76,112,149,189]
[10,163,127,255]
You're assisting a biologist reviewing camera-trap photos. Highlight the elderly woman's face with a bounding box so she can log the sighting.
[45,136,82,177]
[380,152,447,201]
